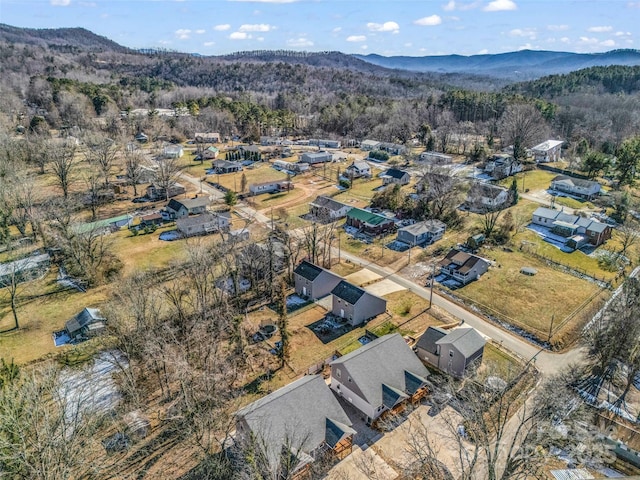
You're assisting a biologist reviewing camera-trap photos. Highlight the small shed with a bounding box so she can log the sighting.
[466,234,485,250]
[520,267,537,276]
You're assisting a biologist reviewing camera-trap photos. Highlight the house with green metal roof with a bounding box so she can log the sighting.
[74,214,133,235]
[345,208,395,235]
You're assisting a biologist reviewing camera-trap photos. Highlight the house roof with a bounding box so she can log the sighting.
[141,213,162,221]
[439,248,488,274]
[398,220,446,237]
[235,375,354,468]
[331,333,430,407]
[346,208,391,226]
[348,161,369,171]
[436,327,486,357]
[533,207,609,233]
[213,160,242,168]
[294,260,323,281]
[310,195,351,213]
[531,139,563,152]
[415,326,448,354]
[331,280,367,305]
[552,175,600,190]
[74,214,132,234]
[65,307,105,335]
[383,168,408,179]
[302,151,332,159]
[163,144,183,152]
[469,183,508,200]
[168,197,210,211]
[361,140,381,147]
[176,212,221,228]
[0,253,50,282]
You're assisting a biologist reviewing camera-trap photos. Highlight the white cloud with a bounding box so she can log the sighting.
[483,0,517,11]
[175,29,191,40]
[204,42,215,47]
[361,45,368,50]
[366,21,400,33]
[195,29,206,34]
[414,15,442,26]
[547,24,569,31]
[229,32,251,40]
[158,40,172,45]
[509,27,536,39]
[615,31,632,37]
[443,0,456,11]
[214,24,231,31]
[588,25,613,33]
[560,37,570,43]
[78,1,97,6]
[477,48,489,54]
[601,39,616,47]
[404,42,413,47]
[578,36,599,45]
[51,0,71,5]
[239,23,274,32]
[518,43,533,50]
[346,35,367,42]
[287,37,314,47]
[332,27,342,33]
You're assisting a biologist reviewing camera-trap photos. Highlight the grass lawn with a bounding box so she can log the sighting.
[0,273,110,364]
[333,177,384,204]
[553,195,595,210]
[476,343,525,383]
[213,163,288,193]
[498,169,556,192]
[452,246,602,340]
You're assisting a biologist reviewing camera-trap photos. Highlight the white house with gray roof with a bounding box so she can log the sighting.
[415,326,486,378]
[235,375,356,477]
[293,260,343,300]
[550,175,601,200]
[531,207,612,247]
[176,211,230,237]
[396,219,446,247]
[300,151,333,164]
[330,280,387,326]
[330,333,430,425]
[345,161,371,178]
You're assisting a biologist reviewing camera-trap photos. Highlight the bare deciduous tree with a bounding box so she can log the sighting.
[49,143,78,198]
[498,104,549,163]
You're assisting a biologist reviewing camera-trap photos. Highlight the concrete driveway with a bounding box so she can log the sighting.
[364,278,407,297]
[345,268,383,286]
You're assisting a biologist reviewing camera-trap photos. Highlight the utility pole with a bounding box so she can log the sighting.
[429,262,436,309]
[548,314,555,343]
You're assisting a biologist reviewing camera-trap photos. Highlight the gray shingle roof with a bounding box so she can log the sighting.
[552,175,600,190]
[398,220,446,236]
[65,308,105,335]
[331,333,429,406]
[415,326,448,354]
[331,280,366,305]
[310,195,351,213]
[236,375,353,468]
[294,261,323,281]
[436,327,486,358]
[384,168,408,179]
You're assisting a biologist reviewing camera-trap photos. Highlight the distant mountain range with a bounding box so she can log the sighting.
[354,49,640,80]
[2,23,640,82]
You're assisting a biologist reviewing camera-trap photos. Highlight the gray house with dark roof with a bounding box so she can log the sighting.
[65,308,106,340]
[212,159,243,174]
[330,333,430,425]
[381,168,410,186]
[330,280,387,326]
[293,261,343,300]
[439,248,490,285]
[309,196,353,221]
[532,207,612,247]
[176,211,231,237]
[165,196,210,219]
[235,375,356,478]
[415,326,486,378]
[396,219,446,247]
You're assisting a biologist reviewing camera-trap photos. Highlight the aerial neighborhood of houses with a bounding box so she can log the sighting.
[5,116,640,480]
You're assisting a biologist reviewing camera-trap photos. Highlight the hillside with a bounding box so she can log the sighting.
[355,49,640,81]
[504,65,640,98]
[0,23,130,53]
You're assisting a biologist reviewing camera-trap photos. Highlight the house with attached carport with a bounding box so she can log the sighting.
[309,196,353,221]
[439,248,490,285]
[294,260,343,300]
[415,326,486,378]
[165,196,210,219]
[330,333,430,425]
[330,280,387,326]
[550,175,601,200]
[531,207,612,248]
[212,159,243,174]
[396,219,446,247]
[345,208,395,236]
[235,375,356,479]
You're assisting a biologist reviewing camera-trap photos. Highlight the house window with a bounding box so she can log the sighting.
[336,369,341,378]
[348,376,352,383]
[449,350,454,357]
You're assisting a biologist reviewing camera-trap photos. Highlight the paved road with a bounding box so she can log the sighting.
[179,169,585,376]
[178,171,224,200]
[336,248,585,376]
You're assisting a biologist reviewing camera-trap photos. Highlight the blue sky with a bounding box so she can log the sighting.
[1,0,638,56]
